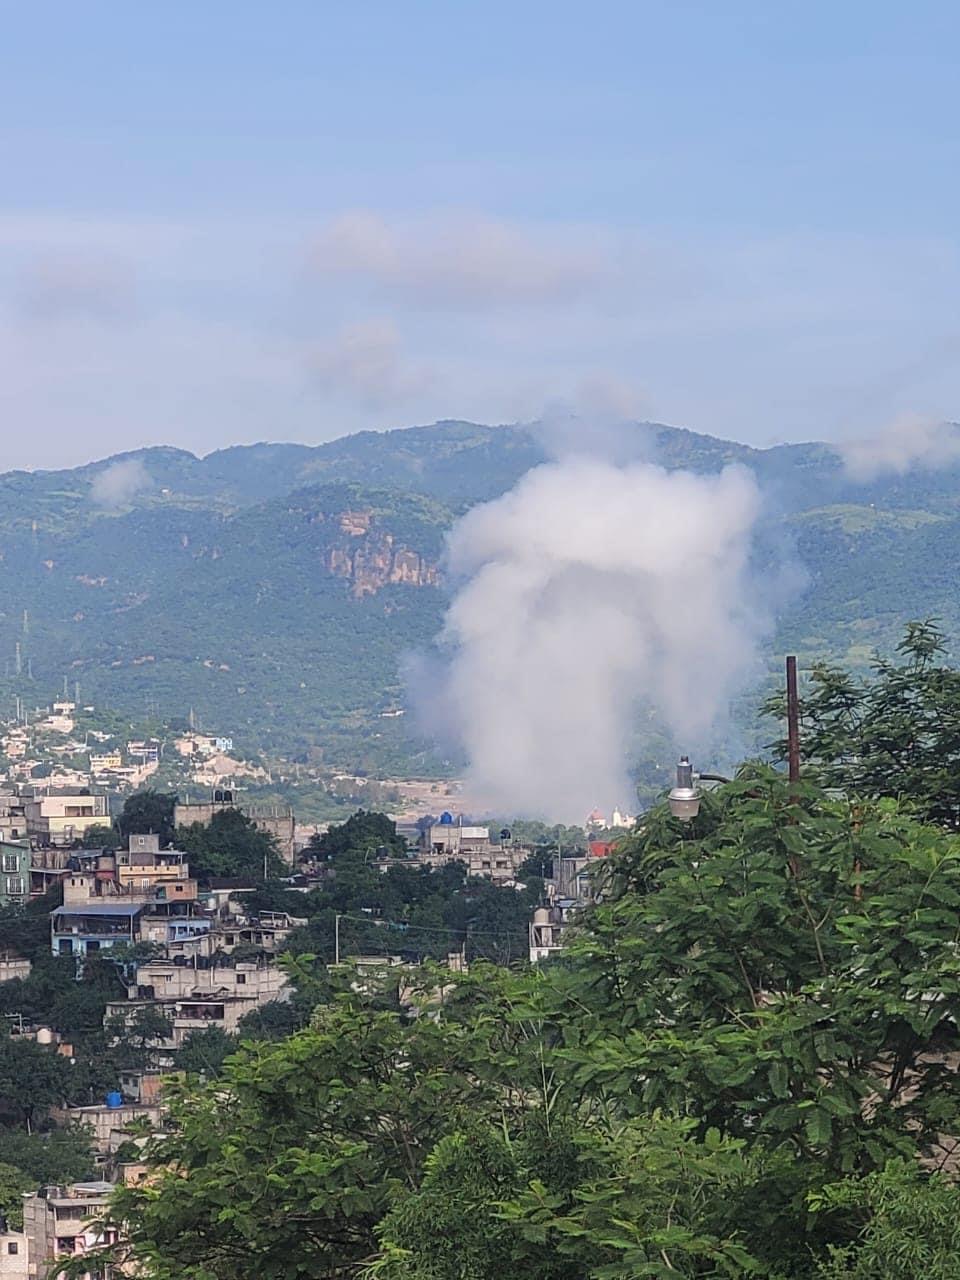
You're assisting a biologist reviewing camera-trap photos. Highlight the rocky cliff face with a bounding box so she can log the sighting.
[323,510,441,597]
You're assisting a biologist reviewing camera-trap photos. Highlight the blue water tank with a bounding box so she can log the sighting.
[440,811,454,825]
[105,1091,123,1109]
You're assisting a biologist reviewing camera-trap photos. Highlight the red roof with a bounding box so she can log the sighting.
[588,840,614,858]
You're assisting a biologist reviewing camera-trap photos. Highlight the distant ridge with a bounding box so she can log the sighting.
[1,418,960,775]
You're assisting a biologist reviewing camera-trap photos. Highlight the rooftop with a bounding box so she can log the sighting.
[52,903,145,918]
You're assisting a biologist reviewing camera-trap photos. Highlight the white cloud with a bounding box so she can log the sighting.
[836,414,960,481]
[310,211,609,309]
[308,319,434,408]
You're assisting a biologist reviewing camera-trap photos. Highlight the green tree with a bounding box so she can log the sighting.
[0,1035,74,1130]
[175,808,283,881]
[72,997,504,1279]
[81,822,121,849]
[812,1160,960,1279]
[118,790,177,846]
[568,769,960,1183]
[768,619,960,828]
[177,1026,236,1079]
[308,810,407,862]
[0,1161,31,1229]
[0,1126,95,1185]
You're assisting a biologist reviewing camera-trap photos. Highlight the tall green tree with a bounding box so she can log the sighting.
[175,808,283,881]
[118,790,177,846]
[768,619,960,828]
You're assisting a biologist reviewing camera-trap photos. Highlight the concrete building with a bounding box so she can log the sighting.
[115,835,197,901]
[21,1181,115,1279]
[0,842,30,905]
[529,900,578,963]
[128,958,288,1003]
[0,1225,28,1280]
[51,1103,163,1156]
[420,815,493,859]
[51,903,145,958]
[103,957,290,1054]
[174,793,296,864]
[407,815,532,883]
[214,910,306,954]
[0,788,27,843]
[0,956,31,983]
[22,789,110,847]
[104,989,283,1051]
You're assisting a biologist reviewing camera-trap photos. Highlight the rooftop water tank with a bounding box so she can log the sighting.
[439,812,454,825]
[105,1091,123,1109]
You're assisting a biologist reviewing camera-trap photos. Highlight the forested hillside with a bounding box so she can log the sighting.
[2,419,960,772]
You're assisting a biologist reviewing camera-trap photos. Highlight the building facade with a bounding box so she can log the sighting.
[22,789,110,847]
[0,841,30,905]
[21,1181,115,1280]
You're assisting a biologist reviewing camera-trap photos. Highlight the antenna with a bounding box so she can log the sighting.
[14,643,21,678]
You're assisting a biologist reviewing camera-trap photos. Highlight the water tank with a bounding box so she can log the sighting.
[533,907,551,925]
[105,1091,123,1109]
[36,1026,53,1045]
[439,811,454,825]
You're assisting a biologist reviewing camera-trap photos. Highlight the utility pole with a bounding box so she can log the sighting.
[335,913,341,966]
[785,655,800,784]
[14,642,21,678]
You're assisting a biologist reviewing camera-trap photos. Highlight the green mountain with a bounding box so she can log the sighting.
[2,419,960,772]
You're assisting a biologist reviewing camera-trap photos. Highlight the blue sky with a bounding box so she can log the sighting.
[1,1,958,467]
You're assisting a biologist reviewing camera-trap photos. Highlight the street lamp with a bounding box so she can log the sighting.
[668,756,701,822]
[668,757,734,821]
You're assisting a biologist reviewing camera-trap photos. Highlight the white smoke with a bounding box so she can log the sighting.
[837,414,960,481]
[425,453,765,822]
[89,458,149,508]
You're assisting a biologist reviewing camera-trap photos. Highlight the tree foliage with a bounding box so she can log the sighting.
[768,619,960,828]
[175,808,283,881]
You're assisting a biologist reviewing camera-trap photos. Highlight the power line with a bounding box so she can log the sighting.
[334,912,524,941]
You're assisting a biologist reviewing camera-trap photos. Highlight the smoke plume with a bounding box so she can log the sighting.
[837,414,960,481]
[425,451,765,822]
[89,458,149,508]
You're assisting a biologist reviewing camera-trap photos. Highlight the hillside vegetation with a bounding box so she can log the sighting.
[3,419,960,772]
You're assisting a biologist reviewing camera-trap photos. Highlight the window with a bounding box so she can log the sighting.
[236,973,246,985]
[8,1242,18,1254]
[5,876,25,896]
[2,852,17,872]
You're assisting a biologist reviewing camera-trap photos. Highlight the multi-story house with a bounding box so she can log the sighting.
[22,788,110,847]
[0,841,30,905]
[21,1181,116,1280]
[50,836,213,957]
[51,901,147,958]
[0,1220,28,1279]
[104,958,290,1054]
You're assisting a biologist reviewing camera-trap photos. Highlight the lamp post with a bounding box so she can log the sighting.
[668,655,800,823]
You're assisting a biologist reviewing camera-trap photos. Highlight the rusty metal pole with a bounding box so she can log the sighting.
[786,654,800,785]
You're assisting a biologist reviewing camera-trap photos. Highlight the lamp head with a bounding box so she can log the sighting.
[668,754,701,821]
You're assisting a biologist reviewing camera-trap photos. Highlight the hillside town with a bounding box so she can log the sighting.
[0,701,621,1278]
